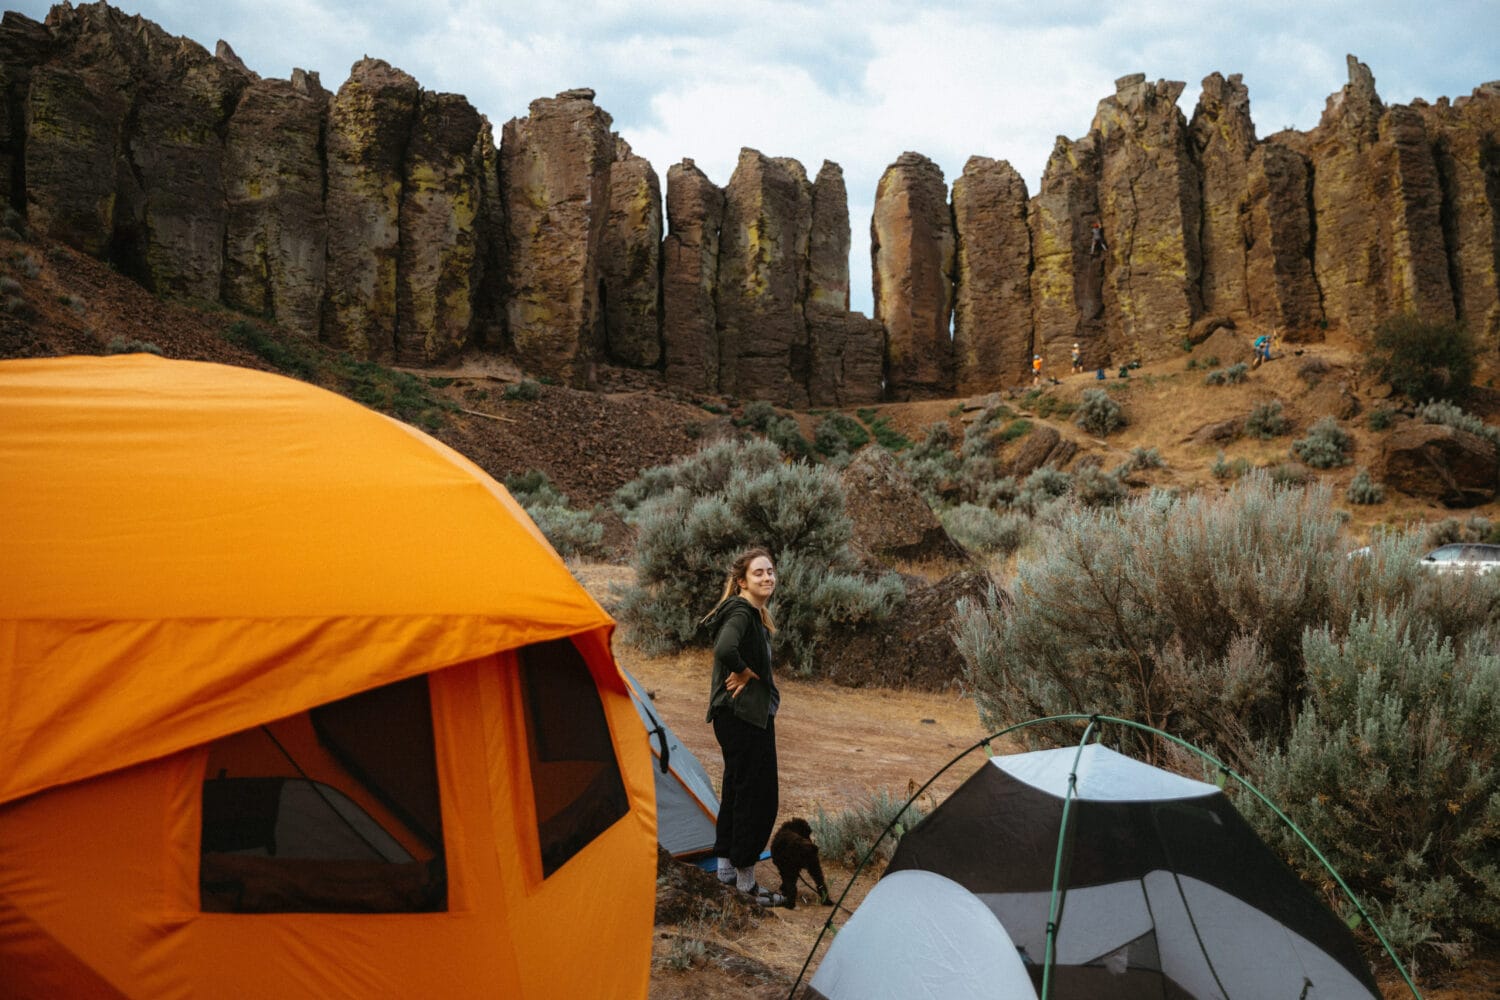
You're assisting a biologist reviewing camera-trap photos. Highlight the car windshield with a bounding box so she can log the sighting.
[1426,545,1464,562]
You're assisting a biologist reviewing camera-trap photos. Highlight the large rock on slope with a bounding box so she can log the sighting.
[1094,74,1203,362]
[953,156,1032,393]
[716,148,812,406]
[839,446,965,564]
[322,58,418,356]
[1380,422,1498,507]
[661,158,723,392]
[873,152,954,399]
[1190,73,1255,322]
[396,90,490,364]
[599,138,662,367]
[222,70,329,336]
[501,88,615,387]
[1029,136,1105,370]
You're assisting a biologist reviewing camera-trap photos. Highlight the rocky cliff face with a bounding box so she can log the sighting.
[4,3,1499,404]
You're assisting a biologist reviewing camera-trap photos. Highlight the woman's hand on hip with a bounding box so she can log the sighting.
[725,668,759,698]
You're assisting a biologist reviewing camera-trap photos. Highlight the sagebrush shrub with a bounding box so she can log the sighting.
[1125,446,1165,471]
[1072,464,1126,507]
[1370,313,1477,403]
[614,438,902,671]
[1013,467,1071,514]
[1417,399,1500,448]
[504,470,603,558]
[1245,400,1290,439]
[1242,613,1500,968]
[1345,468,1384,505]
[810,787,929,866]
[1368,407,1395,431]
[1292,416,1352,468]
[1210,451,1249,480]
[1074,389,1125,436]
[814,412,870,456]
[502,380,541,401]
[940,503,1030,555]
[1225,362,1249,384]
[738,400,810,457]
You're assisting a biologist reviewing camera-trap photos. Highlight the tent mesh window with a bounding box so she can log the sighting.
[520,638,630,877]
[198,675,447,913]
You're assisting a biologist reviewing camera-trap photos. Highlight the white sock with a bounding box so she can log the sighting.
[716,858,734,883]
[736,865,757,893]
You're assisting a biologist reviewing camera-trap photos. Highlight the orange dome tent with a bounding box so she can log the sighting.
[0,355,657,998]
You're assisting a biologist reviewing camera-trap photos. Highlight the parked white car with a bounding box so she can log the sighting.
[1419,543,1500,573]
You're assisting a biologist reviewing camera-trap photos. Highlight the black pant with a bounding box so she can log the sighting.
[712,712,778,869]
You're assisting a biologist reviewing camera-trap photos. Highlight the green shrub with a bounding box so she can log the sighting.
[1072,465,1127,507]
[1345,468,1385,505]
[504,471,603,558]
[1242,613,1500,968]
[814,412,870,457]
[1210,451,1250,480]
[1074,389,1125,436]
[1125,446,1165,471]
[810,788,929,866]
[1417,400,1500,448]
[502,379,542,401]
[1292,417,1353,469]
[1423,515,1493,549]
[1369,313,1477,403]
[1013,467,1072,514]
[998,418,1033,443]
[1367,407,1395,431]
[614,438,903,672]
[1245,400,1290,439]
[1225,362,1250,384]
[1204,369,1227,386]
[867,414,911,452]
[225,319,317,380]
[0,275,20,295]
[105,337,163,356]
[1267,462,1311,486]
[734,400,809,458]
[940,503,1030,555]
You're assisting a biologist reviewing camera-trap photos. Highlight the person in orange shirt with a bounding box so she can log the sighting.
[1032,354,1043,386]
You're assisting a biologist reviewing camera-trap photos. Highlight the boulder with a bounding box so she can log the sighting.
[599,137,662,367]
[953,156,1032,394]
[872,152,954,399]
[816,570,995,690]
[1094,75,1204,361]
[395,90,490,364]
[501,88,615,387]
[1380,422,1498,507]
[716,148,812,406]
[222,70,329,337]
[1008,423,1069,478]
[839,446,965,564]
[323,58,419,355]
[1190,73,1256,322]
[661,158,723,392]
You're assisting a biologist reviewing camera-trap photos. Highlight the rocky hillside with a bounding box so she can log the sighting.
[1,2,1497,407]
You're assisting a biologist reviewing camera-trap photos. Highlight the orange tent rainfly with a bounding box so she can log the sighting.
[0,355,657,998]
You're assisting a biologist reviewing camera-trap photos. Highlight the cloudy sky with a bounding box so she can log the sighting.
[13,1,1495,316]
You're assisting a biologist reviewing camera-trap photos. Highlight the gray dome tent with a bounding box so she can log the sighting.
[623,668,720,859]
[810,744,1380,1000]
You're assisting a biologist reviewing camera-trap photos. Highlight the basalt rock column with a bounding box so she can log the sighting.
[323,58,418,356]
[0,11,52,210]
[953,156,1032,393]
[1029,135,1104,370]
[1420,82,1500,349]
[222,69,329,337]
[395,90,489,364]
[1246,139,1324,339]
[1191,73,1256,322]
[808,160,851,312]
[872,152,954,399]
[717,148,813,406]
[1307,55,1453,335]
[1094,74,1203,361]
[501,88,615,387]
[599,137,662,367]
[806,159,882,405]
[661,158,723,392]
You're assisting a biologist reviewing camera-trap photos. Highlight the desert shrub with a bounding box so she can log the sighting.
[866,414,911,452]
[504,471,603,558]
[975,475,1019,510]
[1241,613,1500,968]
[940,504,1030,556]
[737,400,808,457]
[813,412,870,457]
[1124,446,1165,471]
[899,422,962,505]
[1423,515,1493,549]
[1266,462,1311,486]
[1369,313,1477,403]
[810,787,929,866]
[105,336,163,356]
[1204,369,1226,386]
[1368,407,1395,431]
[14,254,38,278]
[502,379,541,401]
[1224,362,1250,384]
[997,418,1032,443]
[614,438,902,672]
[1074,388,1125,436]
[0,275,20,295]
[1012,467,1072,514]
[1292,417,1352,469]
[1244,400,1290,439]
[1417,399,1500,448]
[1210,451,1250,480]
[1345,468,1385,505]
[1072,465,1127,507]
[225,319,317,380]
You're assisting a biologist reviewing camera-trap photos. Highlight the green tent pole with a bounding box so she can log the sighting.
[1038,719,1099,1000]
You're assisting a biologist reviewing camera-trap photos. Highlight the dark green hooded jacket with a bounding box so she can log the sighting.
[703,595,778,729]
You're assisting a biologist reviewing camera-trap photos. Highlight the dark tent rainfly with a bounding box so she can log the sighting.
[810,743,1381,1000]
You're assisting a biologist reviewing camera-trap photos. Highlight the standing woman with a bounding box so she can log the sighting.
[702,546,784,905]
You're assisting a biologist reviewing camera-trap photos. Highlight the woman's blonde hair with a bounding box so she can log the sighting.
[701,546,777,634]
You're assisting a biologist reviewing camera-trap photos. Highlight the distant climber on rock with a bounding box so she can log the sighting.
[1071,343,1082,374]
[1090,220,1107,256]
[1032,354,1043,386]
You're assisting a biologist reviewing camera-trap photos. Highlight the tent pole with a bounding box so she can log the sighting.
[1039,718,1099,1000]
